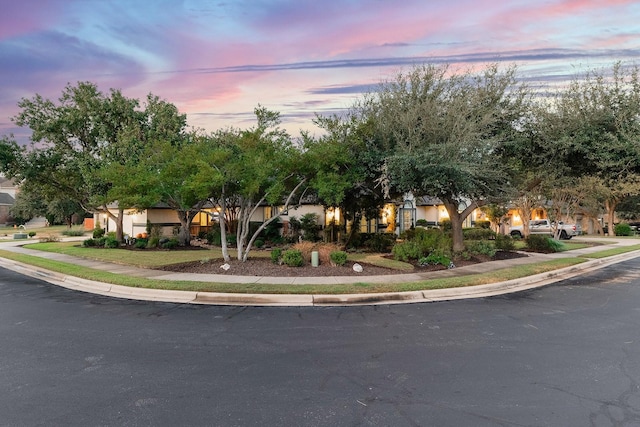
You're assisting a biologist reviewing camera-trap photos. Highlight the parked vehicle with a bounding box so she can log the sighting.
[510,219,582,240]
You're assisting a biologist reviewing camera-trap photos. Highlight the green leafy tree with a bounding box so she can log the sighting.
[0,82,154,241]
[214,107,308,262]
[369,64,529,251]
[306,112,390,245]
[535,62,640,235]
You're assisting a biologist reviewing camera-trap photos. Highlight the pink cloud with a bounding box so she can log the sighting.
[0,0,70,39]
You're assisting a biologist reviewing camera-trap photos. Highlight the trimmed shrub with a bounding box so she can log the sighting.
[525,235,564,253]
[329,250,348,266]
[392,240,423,261]
[28,231,36,238]
[362,233,396,253]
[104,237,119,248]
[282,249,304,267]
[162,238,179,249]
[147,236,160,248]
[614,223,633,236]
[82,238,97,247]
[465,240,497,257]
[254,238,264,249]
[134,238,148,249]
[495,233,516,251]
[95,237,106,247]
[270,248,282,264]
[463,228,496,240]
[93,226,105,239]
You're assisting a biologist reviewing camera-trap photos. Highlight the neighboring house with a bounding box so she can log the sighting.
[0,192,16,225]
[95,194,488,240]
[0,176,18,225]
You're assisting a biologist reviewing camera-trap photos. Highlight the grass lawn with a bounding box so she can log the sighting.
[0,225,87,241]
[0,249,586,294]
[0,237,637,295]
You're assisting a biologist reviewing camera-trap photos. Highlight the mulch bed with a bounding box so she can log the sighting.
[159,250,529,277]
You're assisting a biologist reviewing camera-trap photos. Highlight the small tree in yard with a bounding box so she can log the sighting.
[215,107,308,262]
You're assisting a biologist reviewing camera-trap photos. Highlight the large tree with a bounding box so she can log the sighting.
[304,112,389,245]
[0,83,156,241]
[369,64,529,251]
[535,62,640,234]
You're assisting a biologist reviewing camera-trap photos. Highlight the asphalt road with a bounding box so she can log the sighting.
[1,260,640,427]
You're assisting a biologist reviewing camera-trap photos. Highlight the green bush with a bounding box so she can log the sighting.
[82,238,97,247]
[463,228,496,240]
[104,237,119,248]
[393,227,452,261]
[254,238,264,249]
[28,231,36,238]
[465,240,497,257]
[495,234,516,251]
[329,250,348,266]
[162,238,179,249]
[206,225,222,245]
[439,219,451,231]
[270,248,282,264]
[147,236,160,248]
[95,237,106,247]
[392,240,423,261]
[362,233,396,253]
[134,238,148,249]
[300,213,321,242]
[93,226,105,239]
[415,219,429,227]
[614,223,633,236]
[525,235,564,253]
[474,220,492,229]
[419,250,451,267]
[282,249,304,267]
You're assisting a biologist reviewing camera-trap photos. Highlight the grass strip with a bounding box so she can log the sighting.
[0,249,585,295]
[578,244,640,259]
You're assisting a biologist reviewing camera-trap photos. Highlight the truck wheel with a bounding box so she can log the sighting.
[510,231,522,238]
[560,230,568,240]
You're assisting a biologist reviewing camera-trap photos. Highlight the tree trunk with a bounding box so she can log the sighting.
[442,198,465,253]
[605,198,617,236]
[219,195,231,262]
[176,210,193,246]
[105,207,125,242]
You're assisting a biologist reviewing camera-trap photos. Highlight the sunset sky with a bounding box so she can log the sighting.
[1,0,639,143]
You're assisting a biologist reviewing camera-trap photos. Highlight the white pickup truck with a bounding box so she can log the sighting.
[510,219,582,240]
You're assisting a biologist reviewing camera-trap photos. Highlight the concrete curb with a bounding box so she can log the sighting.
[1,248,639,306]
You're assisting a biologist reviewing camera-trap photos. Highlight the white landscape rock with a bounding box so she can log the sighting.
[352,263,363,273]
[220,263,231,271]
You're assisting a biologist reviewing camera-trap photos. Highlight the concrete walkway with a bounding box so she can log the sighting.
[0,236,639,306]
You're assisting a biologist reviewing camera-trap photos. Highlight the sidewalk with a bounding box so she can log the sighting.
[0,236,639,306]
